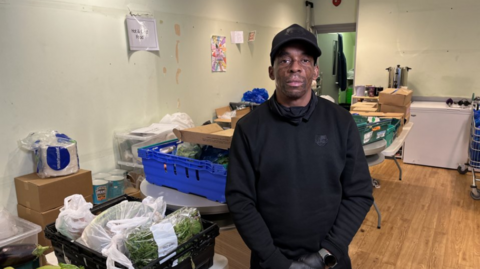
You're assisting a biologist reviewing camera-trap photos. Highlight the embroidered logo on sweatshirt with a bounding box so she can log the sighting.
[315,134,328,146]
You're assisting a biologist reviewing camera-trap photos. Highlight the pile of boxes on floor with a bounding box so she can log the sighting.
[10,168,144,266]
[14,169,93,263]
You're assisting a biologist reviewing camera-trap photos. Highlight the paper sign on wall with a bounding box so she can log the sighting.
[248,31,256,42]
[230,31,244,44]
[126,16,159,51]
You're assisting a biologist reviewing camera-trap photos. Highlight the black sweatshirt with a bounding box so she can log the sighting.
[225,95,374,269]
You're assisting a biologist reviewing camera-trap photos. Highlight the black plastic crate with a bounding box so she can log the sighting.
[45,195,219,269]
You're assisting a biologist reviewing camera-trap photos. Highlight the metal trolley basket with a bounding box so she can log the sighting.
[463,114,480,200]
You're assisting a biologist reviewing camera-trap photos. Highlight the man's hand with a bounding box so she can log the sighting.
[298,252,326,269]
[289,261,316,269]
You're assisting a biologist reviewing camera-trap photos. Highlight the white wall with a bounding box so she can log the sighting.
[312,0,358,25]
[355,0,480,97]
[0,0,306,214]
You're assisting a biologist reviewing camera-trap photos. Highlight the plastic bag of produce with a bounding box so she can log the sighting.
[55,195,95,240]
[175,143,202,159]
[80,196,166,269]
[124,207,203,268]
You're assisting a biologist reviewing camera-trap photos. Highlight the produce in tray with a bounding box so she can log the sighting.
[0,244,49,267]
[125,207,203,268]
[80,201,159,253]
[175,143,202,159]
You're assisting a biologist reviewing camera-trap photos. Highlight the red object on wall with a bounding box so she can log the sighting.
[333,0,341,6]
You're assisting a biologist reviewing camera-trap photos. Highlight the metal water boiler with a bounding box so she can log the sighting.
[386,65,412,88]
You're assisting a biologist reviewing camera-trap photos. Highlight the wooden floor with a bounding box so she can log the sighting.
[214,159,480,269]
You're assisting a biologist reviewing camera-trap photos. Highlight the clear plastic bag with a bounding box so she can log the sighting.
[19,130,79,178]
[80,197,166,269]
[55,195,95,240]
[123,207,203,268]
[0,207,18,240]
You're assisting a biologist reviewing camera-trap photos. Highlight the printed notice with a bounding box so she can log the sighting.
[230,31,244,44]
[126,16,159,51]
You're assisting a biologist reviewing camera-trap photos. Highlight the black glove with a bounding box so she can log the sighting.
[289,261,316,269]
[298,252,325,269]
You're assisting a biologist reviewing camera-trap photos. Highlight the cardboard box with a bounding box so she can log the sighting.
[15,169,93,212]
[351,102,379,112]
[214,106,251,124]
[231,114,246,129]
[379,88,413,106]
[380,103,411,123]
[173,123,234,150]
[17,195,93,252]
[351,112,405,135]
[125,187,144,199]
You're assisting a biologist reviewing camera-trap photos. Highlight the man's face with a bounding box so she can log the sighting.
[269,43,319,103]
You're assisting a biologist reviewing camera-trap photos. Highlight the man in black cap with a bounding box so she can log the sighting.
[226,24,373,269]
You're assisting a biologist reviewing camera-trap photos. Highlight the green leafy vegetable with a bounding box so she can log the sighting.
[175,143,202,159]
[125,228,158,268]
[124,207,203,268]
[59,263,85,269]
[32,245,50,258]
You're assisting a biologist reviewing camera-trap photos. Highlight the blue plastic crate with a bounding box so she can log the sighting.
[138,140,227,203]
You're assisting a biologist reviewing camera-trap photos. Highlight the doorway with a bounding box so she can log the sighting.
[316,32,356,104]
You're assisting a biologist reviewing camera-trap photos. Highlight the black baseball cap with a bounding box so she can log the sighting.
[270,24,322,66]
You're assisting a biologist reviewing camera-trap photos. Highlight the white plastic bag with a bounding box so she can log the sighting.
[0,207,18,240]
[142,196,167,223]
[159,113,195,130]
[219,110,236,120]
[19,130,79,178]
[55,195,95,240]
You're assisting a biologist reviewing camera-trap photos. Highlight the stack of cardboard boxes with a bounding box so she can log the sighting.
[14,169,93,258]
[379,88,413,123]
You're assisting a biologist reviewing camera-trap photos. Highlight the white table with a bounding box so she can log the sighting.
[140,180,228,215]
[140,180,235,230]
[381,122,414,181]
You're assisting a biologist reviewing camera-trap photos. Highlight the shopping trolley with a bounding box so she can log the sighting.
[465,114,480,200]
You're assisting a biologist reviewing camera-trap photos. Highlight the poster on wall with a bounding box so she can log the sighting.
[211,35,227,72]
[126,16,159,51]
[248,31,256,42]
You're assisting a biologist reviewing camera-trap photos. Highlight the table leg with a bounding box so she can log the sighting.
[373,201,381,229]
[386,156,402,181]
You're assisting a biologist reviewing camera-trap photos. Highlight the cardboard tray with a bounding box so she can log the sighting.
[173,124,234,150]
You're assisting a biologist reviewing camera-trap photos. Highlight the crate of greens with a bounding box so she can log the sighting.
[138,139,229,203]
[44,195,219,269]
